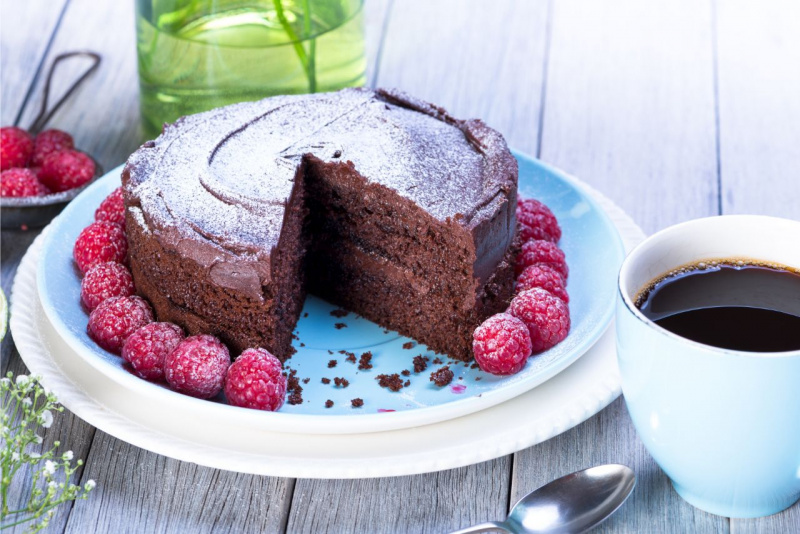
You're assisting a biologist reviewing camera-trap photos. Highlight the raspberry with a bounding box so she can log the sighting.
[39,149,95,192]
[472,313,532,375]
[516,264,569,303]
[508,288,571,353]
[224,348,287,411]
[80,261,135,310]
[31,129,74,166]
[1,127,33,170]
[515,239,569,279]
[94,187,126,228]
[73,221,127,273]
[517,198,561,243]
[1,168,45,197]
[87,296,154,354]
[122,322,184,381]
[164,335,230,399]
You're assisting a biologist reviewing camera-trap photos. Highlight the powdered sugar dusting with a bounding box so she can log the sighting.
[125,88,515,264]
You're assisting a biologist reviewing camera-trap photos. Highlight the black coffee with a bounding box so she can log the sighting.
[636,262,800,352]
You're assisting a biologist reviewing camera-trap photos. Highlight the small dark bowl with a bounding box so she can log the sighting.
[1,158,104,230]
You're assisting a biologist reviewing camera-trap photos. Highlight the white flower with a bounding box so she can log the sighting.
[48,481,57,490]
[34,434,43,444]
[63,450,74,461]
[22,398,32,406]
[15,374,29,385]
[11,452,20,461]
[44,460,56,475]
[29,452,40,459]
[85,480,96,491]
[0,377,10,386]
[41,410,53,428]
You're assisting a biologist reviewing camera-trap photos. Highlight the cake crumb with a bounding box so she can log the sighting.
[334,323,347,329]
[401,369,411,377]
[328,359,337,368]
[302,378,310,384]
[334,377,350,388]
[299,342,305,347]
[343,351,357,363]
[358,351,373,370]
[303,312,309,318]
[288,392,303,405]
[413,355,429,373]
[328,350,334,354]
[404,380,410,387]
[430,366,454,387]
[351,398,364,408]
[330,309,349,318]
[475,376,482,381]
[402,341,415,350]
[376,373,405,392]
[470,362,480,369]
[321,377,331,384]
[433,357,443,365]
[325,400,334,408]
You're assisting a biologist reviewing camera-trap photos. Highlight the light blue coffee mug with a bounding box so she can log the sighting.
[616,215,800,518]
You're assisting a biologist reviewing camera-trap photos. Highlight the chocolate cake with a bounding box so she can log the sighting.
[122,88,517,362]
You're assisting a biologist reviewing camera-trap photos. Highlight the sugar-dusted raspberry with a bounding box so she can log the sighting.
[516,264,569,303]
[94,187,126,228]
[508,288,571,353]
[517,198,561,243]
[164,335,230,399]
[39,149,95,192]
[73,221,127,273]
[1,127,33,170]
[472,313,532,375]
[31,129,74,166]
[87,296,154,354]
[0,168,45,197]
[80,261,135,310]
[515,239,569,279]
[121,322,184,381]
[224,348,287,411]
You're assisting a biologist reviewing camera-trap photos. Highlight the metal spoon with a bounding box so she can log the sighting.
[451,464,636,534]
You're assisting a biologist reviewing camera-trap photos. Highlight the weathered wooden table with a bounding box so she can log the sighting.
[2,1,799,532]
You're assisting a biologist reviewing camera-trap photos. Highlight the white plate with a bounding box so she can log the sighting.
[34,154,625,434]
[11,180,645,478]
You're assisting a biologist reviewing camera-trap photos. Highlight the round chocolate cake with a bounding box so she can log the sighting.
[122,88,518,361]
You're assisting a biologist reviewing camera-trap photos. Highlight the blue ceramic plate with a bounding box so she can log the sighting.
[37,152,624,434]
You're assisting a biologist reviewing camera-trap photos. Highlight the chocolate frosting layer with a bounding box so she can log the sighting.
[123,88,517,296]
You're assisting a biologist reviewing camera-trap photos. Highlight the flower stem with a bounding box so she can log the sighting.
[272,0,317,93]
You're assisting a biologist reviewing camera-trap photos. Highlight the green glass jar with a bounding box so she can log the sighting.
[136,0,366,139]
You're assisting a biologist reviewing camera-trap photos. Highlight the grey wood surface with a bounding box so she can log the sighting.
[2,0,799,532]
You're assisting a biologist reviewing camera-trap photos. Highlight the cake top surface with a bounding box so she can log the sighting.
[124,88,516,266]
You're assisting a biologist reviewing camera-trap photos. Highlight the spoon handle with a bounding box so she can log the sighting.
[449,521,513,534]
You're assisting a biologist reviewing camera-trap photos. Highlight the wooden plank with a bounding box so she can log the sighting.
[64,431,293,534]
[375,0,550,154]
[512,398,728,533]
[286,2,547,531]
[0,0,68,125]
[364,0,393,87]
[15,0,143,171]
[1,354,96,534]
[512,1,728,532]
[287,458,511,533]
[716,0,800,219]
[540,0,719,234]
[716,0,800,530]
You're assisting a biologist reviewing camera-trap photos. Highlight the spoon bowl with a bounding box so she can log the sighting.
[452,464,635,534]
